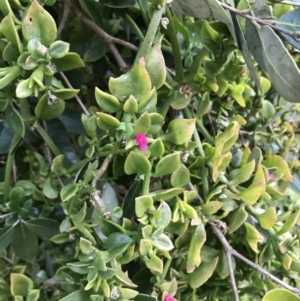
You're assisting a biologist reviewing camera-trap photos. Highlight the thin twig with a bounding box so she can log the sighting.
[91,142,121,189]
[57,0,70,39]
[232,249,300,295]
[59,72,90,116]
[281,0,300,6]
[211,223,240,301]
[65,0,137,71]
[187,183,204,205]
[219,1,300,41]
[67,0,137,51]
[187,185,300,297]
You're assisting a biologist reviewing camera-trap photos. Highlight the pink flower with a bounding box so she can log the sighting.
[165,295,175,301]
[268,173,275,180]
[134,133,148,150]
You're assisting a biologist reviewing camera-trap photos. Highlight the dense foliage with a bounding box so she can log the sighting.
[1,0,300,301]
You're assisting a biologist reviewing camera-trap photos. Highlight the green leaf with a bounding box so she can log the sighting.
[114,269,138,287]
[135,294,157,300]
[263,154,292,182]
[59,289,93,301]
[238,163,266,204]
[230,160,255,185]
[151,201,172,228]
[16,78,33,98]
[201,201,223,215]
[109,58,152,102]
[4,103,25,137]
[22,0,57,46]
[94,215,125,237]
[27,289,40,301]
[101,183,119,220]
[94,87,121,113]
[137,87,157,113]
[229,12,261,90]
[277,210,300,235]
[60,184,78,202]
[119,288,139,299]
[256,207,277,230]
[276,9,300,50]
[0,226,15,254]
[149,138,165,158]
[43,178,58,199]
[49,40,70,58]
[244,222,264,253]
[150,228,174,251]
[135,195,154,218]
[51,88,79,100]
[35,94,65,120]
[230,84,245,107]
[123,95,138,113]
[124,151,152,175]
[133,112,151,135]
[188,256,219,289]
[171,164,190,188]
[0,14,22,53]
[10,273,33,297]
[50,233,69,244]
[162,119,196,145]
[122,181,142,219]
[145,254,163,274]
[51,53,85,71]
[0,65,22,90]
[145,36,166,89]
[228,204,248,233]
[262,289,300,301]
[154,153,181,177]
[186,224,206,273]
[149,188,184,201]
[170,92,190,110]
[106,233,133,258]
[96,112,121,130]
[260,26,300,103]
[24,218,60,239]
[11,222,39,261]
[212,152,232,182]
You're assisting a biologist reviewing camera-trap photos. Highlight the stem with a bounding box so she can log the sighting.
[187,183,204,205]
[226,251,240,301]
[142,158,154,195]
[57,0,70,38]
[161,257,172,280]
[201,167,209,200]
[136,0,149,24]
[142,174,151,195]
[166,7,184,82]
[59,72,90,116]
[137,5,165,59]
[35,123,61,157]
[196,120,214,145]
[91,141,121,189]
[3,134,21,203]
[123,13,145,43]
